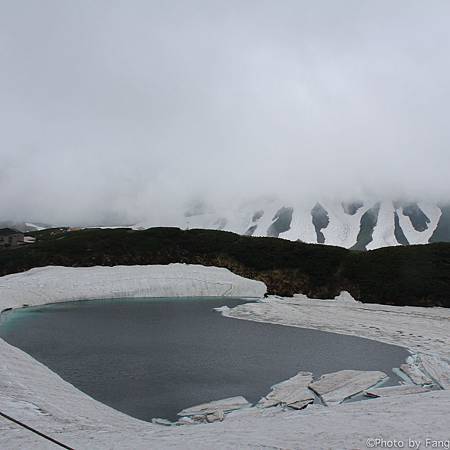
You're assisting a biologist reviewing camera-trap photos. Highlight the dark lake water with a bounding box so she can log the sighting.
[0,297,408,422]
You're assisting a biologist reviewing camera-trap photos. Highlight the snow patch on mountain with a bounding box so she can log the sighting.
[367,202,399,250]
[278,201,317,242]
[321,201,371,248]
[398,203,441,245]
[11,199,450,249]
[176,199,449,249]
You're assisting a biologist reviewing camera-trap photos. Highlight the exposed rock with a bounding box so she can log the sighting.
[309,370,387,405]
[365,385,430,398]
[401,203,430,232]
[342,201,364,215]
[429,205,450,243]
[311,203,329,244]
[244,224,257,236]
[351,203,380,250]
[258,371,314,409]
[267,207,293,238]
[394,211,409,245]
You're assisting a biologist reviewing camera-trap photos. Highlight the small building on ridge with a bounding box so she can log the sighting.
[0,228,24,249]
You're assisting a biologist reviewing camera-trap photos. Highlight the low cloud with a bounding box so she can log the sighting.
[1,1,450,224]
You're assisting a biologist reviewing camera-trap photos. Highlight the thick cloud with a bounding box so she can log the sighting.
[1,1,450,224]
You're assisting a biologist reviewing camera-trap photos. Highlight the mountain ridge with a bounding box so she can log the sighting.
[4,200,450,250]
[171,200,450,249]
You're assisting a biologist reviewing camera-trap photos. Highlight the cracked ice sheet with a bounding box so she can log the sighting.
[309,370,387,405]
[365,385,431,398]
[258,371,314,409]
[1,267,450,449]
[178,396,251,417]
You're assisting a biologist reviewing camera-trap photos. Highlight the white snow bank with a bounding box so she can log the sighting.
[0,264,266,311]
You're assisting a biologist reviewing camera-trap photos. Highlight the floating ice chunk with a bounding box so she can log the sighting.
[258,371,314,409]
[177,396,251,417]
[309,370,387,406]
[365,385,430,398]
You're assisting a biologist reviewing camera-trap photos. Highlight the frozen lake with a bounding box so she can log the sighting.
[0,297,408,421]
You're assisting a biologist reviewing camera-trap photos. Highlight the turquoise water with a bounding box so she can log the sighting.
[0,297,408,422]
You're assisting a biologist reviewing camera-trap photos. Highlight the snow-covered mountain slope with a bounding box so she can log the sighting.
[138,199,450,250]
[7,201,450,250]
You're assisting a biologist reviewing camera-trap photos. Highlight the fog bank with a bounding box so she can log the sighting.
[1,1,450,224]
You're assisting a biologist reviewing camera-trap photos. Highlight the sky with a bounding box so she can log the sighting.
[1,1,450,225]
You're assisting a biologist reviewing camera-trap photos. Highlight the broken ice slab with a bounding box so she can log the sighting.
[151,418,173,426]
[365,384,431,398]
[309,370,387,406]
[177,396,251,417]
[205,410,225,423]
[419,354,450,389]
[175,416,196,425]
[258,371,314,409]
[399,362,433,386]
